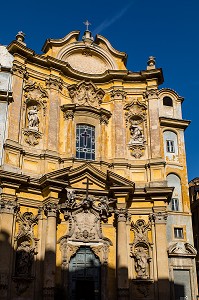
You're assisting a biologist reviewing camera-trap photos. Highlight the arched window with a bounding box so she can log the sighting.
[163,131,178,157]
[163,96,173,107]
[76,124,95,160]
[167,173,182,211]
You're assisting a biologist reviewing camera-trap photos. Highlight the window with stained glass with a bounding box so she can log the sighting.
[76,124,95,160]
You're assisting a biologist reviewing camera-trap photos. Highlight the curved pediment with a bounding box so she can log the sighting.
[41,30,127,74]
[168,241,197,257]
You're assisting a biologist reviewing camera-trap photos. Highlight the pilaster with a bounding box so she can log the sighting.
[115,208,129,300]
[43,203,59,299]
[150,210,170,300]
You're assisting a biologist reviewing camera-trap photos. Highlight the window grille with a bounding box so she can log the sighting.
[166,140,175,153]
[76,124,95,160]
[174,227,184,239]
[171,198,179,211]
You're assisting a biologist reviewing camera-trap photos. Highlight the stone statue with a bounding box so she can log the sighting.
[15,241,34,277]
[129,125,144,144]
[27,106,39,130]
[134,246,149,278]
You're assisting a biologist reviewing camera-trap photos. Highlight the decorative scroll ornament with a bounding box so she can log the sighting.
[124,100,147,126]
[14,212,38,295]
[130,219,152,280]
[67,80,105,107]
[23,128,42,146]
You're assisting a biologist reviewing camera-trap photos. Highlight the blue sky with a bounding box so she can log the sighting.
[0,0,198,181]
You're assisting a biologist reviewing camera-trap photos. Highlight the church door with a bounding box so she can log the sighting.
[69,246,101,300]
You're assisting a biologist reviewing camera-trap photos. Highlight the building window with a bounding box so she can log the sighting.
[166,140,175,153]
[76,124,95,160]
[174,227,184,239]
[163,96,173,106]
[171,198,179,211]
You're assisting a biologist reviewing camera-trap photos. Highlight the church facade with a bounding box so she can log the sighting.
[0,29,197,300]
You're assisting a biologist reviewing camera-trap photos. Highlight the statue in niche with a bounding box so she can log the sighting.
[129,125,144,144]
[15,241,34,278]
[27,106,39,130]
[134,246,150,279]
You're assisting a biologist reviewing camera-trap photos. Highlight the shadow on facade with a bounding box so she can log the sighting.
[0,229,188,300]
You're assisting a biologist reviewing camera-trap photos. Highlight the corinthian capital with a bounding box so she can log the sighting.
[115,208,130,222]
[150,211,168,224]
[43,203,59,217]
[0,200,19,214]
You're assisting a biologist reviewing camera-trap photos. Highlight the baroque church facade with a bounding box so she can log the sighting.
[0,28,198,300]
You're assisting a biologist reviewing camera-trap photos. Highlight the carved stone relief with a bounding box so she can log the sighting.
[13,212,38,295]
[124,100,147,158]
[67,80,105,107]
[23,82,47,146]
[58,188,115,270]
[130,219,152,280]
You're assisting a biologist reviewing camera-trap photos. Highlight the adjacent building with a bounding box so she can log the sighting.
[0,28,197,300]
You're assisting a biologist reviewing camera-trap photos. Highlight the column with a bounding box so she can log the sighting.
[152,210,170,300]
[116,209,129,300]
[43,203,58,299]
[0,198,18,300]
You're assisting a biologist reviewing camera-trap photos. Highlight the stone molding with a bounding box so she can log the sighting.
[168,241,197,257]
[61,103,112,125]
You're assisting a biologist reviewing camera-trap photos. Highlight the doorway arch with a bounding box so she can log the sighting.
[69,246,101,300]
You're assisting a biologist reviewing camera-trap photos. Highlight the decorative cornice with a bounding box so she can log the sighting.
[159,117,190,129]
[7,41,163,83]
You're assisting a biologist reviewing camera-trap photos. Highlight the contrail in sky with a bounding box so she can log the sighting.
[92,2,134,36]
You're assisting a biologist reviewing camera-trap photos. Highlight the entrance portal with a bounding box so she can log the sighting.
[69,246,101,300]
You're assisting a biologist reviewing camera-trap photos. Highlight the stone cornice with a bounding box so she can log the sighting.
[144,186,174,202]
[159,117,191,129]
[95,34,127,63]
[41,31,80,53]
[7,41,163,84]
